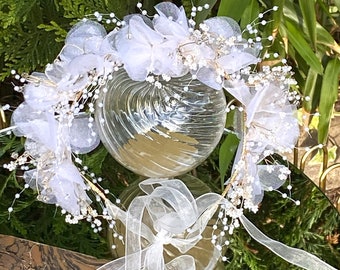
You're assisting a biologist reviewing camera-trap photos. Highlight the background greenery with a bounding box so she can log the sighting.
[0,0,339,269]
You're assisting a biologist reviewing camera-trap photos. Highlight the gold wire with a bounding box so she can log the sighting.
[0,107,7,129]
[299,145,328,175]
[319,163,340,193]
[293,145,299,167]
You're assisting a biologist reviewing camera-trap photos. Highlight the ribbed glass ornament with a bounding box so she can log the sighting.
[95,69,226,177]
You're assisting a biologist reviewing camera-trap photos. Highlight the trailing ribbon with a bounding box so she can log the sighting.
[99,179,337,270]
[239,216,337,270]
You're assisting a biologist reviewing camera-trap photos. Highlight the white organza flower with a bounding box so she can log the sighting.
[24,161,90,216]
[62,20,107,59]
[116,13,189,80]
[115,15,164,80]
[22,73,59,110]
[242,160,289,205]
[11,102,58,151]
[184,16,259,90]
[154,2,189,36]
[12,82,100,155]
[153,2,190,76]
[216,50,259,75]
[200,17,258,89]
[46,20,118,92]
[224,79,298,207]
[112,2,259,88]
[226,80,299,158]
[46,63,87,92]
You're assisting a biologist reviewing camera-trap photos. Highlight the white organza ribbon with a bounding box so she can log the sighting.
[239,216,337,270]
[100,178,222,270]
[99,179,337,270]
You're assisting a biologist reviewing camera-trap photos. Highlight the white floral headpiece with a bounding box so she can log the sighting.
[2,2,336,269]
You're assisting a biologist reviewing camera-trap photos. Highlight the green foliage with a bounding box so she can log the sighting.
[191,0,218,24]
[318,58,340,143]
[219,133,239,188]
[0,0,64,78]
[240,0,260,30]
[278,0,340,144]
[298,0,317,49]
[218,0,252,21]
[0,135,23,158]
[285,19,324,74]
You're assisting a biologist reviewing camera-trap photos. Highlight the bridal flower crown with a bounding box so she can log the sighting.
[1,1,336,269]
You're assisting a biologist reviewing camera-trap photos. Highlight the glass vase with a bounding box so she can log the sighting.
[95,69,226,178]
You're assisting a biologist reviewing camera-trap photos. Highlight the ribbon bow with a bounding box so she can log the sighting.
[100,178,223,270]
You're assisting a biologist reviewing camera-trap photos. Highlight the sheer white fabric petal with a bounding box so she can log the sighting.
[100,29,120,62]
[49,161,89,215]
[150,40,185,76]
[65,20,106,51]
[24,161,90,216]
[23,78,58,110]
[217,52,258,74]
[11,103,57,151]
[258,165,287,191]
[66,54,103,76]
[154,2,189,38]
[204,17,242,38]
[24,139,50,159]
[115,16,162,80]
[194,66,221,90]
[70,113,100,154]
[45,62,67,83]
[154,2,187,24]
[58,44,84,63]
[223,80,252,105]
[224,81,299,155]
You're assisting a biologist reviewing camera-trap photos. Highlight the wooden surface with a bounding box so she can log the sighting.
[0,234,109,270]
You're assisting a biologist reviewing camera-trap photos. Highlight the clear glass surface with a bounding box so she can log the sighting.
[95,69,226,177]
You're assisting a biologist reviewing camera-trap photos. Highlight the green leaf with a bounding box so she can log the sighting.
[334,0,340,11]
[217,0,250,21]
[192,0,218,24]
[302,68,318,112]
[284,20,323,74]
[79,145,108,175]
[38,21,68,42]
[318,58,340,144]
[298,0,316,49]
[0,172,14,199]
[316,23,340,55]
[283,1,340,54]
[139,0,158,15]
[309,145,337,165]
[240,0,259,30]
[308,114,319,130]
[219,133,239,188]
[272,0,285,31]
